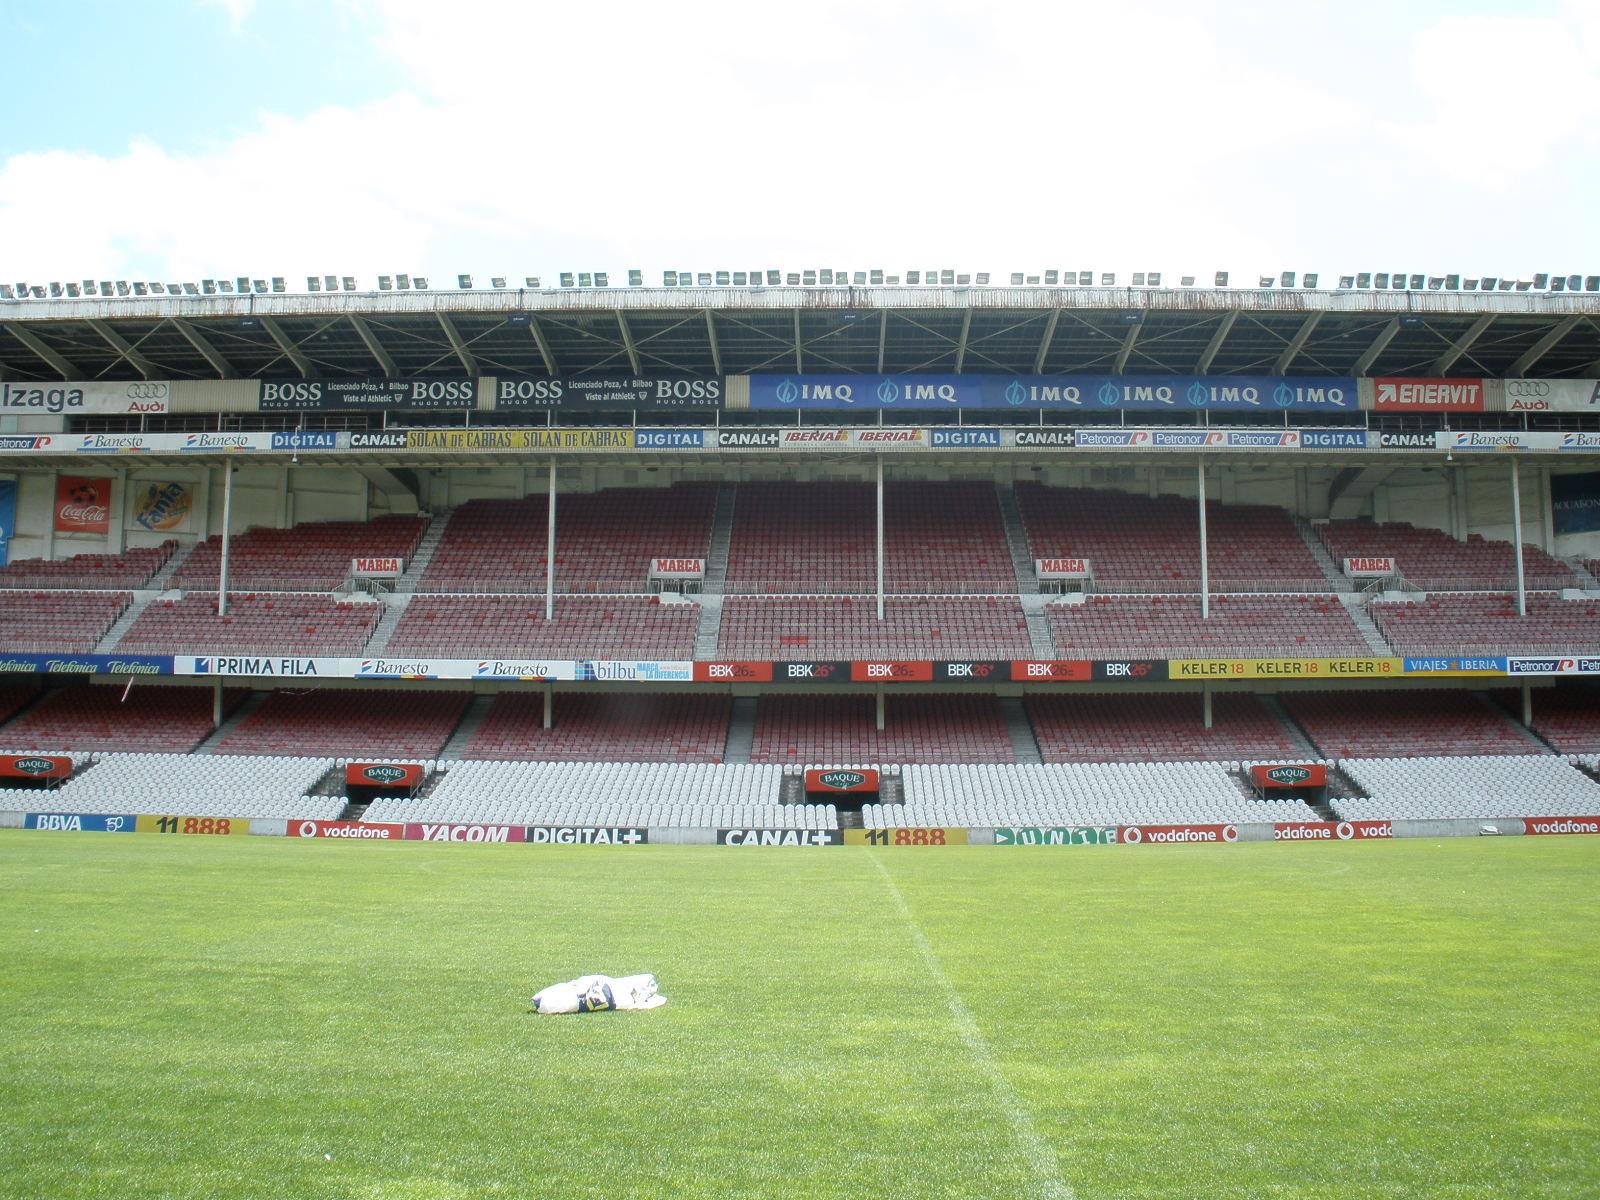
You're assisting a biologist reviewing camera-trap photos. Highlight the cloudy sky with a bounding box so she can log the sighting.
[1,0,1596,290]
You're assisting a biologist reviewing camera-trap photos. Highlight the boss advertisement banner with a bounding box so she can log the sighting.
[259,379,478,411]
[745,374,1355,412]
[492,376,723,410]
[54,476,111,533]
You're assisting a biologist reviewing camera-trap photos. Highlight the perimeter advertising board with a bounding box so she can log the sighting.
[745,374,1355,412]
[1169,658,1400,680]
[0,380,170,415]
[493,376,722,409]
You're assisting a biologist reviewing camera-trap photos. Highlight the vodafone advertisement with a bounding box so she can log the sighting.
[1273,821,1393,841]
[1372,378,1484,412]
[295,819,405,840]
[1523,816,1600,836]
[54,476,112,534]
[1120,824,1238,844]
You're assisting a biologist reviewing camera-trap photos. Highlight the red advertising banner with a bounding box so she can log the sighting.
[803,768,881,793]
[692,661,774,682]
[1273,820,1393,841]
[402,822,527,843]
[1372,378,1484,412]
[1120,824,1238,844]
[345,762,425,789]
[1010,660,1093,681]
[850,661,935,682]
[54,476,112,534]
[1249,764,1329,789]
[294,818,405,840]
[1523,816,1600,836]
[0,754,72,780]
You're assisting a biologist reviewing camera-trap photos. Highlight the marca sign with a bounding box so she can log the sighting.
[1343,557,1395,576]
[803,768,879,793]
[1035,557,1091,579]
[351,557,403,578]
[649,557,705,579]
[1372,378,1484,412]
[0,380,170,414]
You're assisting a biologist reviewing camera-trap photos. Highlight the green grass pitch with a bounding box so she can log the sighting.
[1,831,1596,1199]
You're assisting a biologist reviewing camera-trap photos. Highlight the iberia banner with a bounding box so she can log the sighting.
[1168,658,1401,680]
[54,476,112,533]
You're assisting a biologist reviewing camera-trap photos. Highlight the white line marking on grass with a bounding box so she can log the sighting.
[868,852,1075,1200]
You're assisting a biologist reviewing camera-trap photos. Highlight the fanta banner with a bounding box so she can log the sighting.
[55,476,112,533]
[1249,764,1328,789]
[804,768,880,793]
[345,762,425,789]
[0,753,72,780]
[133,482,193,532]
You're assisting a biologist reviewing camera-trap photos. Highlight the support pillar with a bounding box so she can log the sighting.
[1521,682,1533,728]
[217,464,235,617]
[1511,458,1526,617]
[43,470,56,559]
[875,689,885,732]
[1203,684,1213,730]
[545,459,557,621]
[108,469,127,554]
[1197,458,1210,619]
[212,679,223,729]
[543,684,553,730]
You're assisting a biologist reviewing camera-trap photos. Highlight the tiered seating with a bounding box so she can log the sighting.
[1026,694,1302,763]
[1371,594,1600,656]
[461,693,728,762]
[0,542,175,589]
[1511,687,1600,754]
[1014,485,1328,592]
[0,686,39,727]
[213,689,470,757]
[0,752,337,819]
[0,591,131,653]
[364,760,799,827]
[117,594,382,656]
[748,695,1014,764]
[1336,756,1600,820]
[1046,595,1370,658]
[1284,690,1538,758]
[387,595,698,659]
[0,684,240,752]
[719,597,1033,660]
[1315,519,1574,590]
[175,516,425,591]
[419,486,716,593]
[890,762,1318,827]
[724,482,1015,593]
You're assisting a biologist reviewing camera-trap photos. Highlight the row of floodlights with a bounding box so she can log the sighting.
[3,270,1598,300]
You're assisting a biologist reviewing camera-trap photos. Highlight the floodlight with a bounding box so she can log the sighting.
[66,283,80,297]
[414,276,430,290]
[49,282,63,297]
[955,273,969,285]
[1149,272,1162,287]
[236,276,251,293]
[1533,273,1549,289]
[342,277,355,291]
[1181,275,1195,287]
[1044,270,1059,285]
[748,269,761,285]
[663,270,677,286]
[100,281,113,295]
[1259,276,1273,288]
[1132,272,1146,286]
[1101,273,1115,286]
[1444,274,1459,290]
[696,272,711,286]
[30,286,45,298]
[820,269,834,285]
[1552,276,1567,291]
[525,276,541,288]
[975,272,990,285]
[577,273,592,287]
[0,285,11,299]
[1303,273,1317,288]
[455,274,471,289]
[1408,274,1424,290]
[715,271,730,285]
[117,281,132,296]
[595,272,608,287]
[1215,271,1228,287]
[733,271,746,286]
[318,275,334,292]
[906,271,920,284]
[1463,278,1479,290]
[786,273,800,285]
[853,271,866,285]
[133,282,148,295]
[253,279,268,293]
[1498,279,1514,291]
[1280,271,1295,287]
[941,270,955,285]
[271,277,285,292]
[1373,273,1388,288]
[183,282,199,295]
[1340,275,1355,289]
[216,280,231,293]
[505,312,531,327]
[870,269,884,285]
[1586,276,1600,292]
[1061,272,1077,285]
[490,276,507,289]
[803,270,817,285]
[308,277,322,291]
[1514,279,1531,291]
[1567,274,1581,291]
[885,275,900,285]
[627,270,641,287]
[378,276,393,290]
[1391,274,1407,290]
[767,271,781,285]
[1025,276,1039,285]
[926,268,938,282]
[560,273,575,287]
[81,279,95,293]
[150,282,165,294]
[1078,269,1091,284]
[396,274,410,289]
[1427,277,1443,290]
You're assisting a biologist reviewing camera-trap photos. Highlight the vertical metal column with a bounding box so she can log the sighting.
[876,455,885,621]
[212,679,223,729]
[1203,684,1213,730]
[1521,682,1533,728]
[217,464,235,617]
[543,684,553,730]
[876,690,885,732]
[545,459,557,621]
[1197,458,1210,620]
[1510,458,1526,618]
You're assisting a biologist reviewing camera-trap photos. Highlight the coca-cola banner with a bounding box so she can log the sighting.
[54,476,112,534]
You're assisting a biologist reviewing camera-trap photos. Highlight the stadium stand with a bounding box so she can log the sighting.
[1507,687,1600,754]
[1314,519,1574,591]
[174,517,426,591]
[387,594,699,659]
[748,695,1014,764]
[418,486,716,593]
[1013,485,1328,592]
[888,762,1319,827]
[719,596,1033,660]
[1045,594,1370,658]
[363,761,810,827]
[1026,693,1303,763]
[0,752,337,819]
[460,693,728,762]
[1370,594,1600,656]
[0,684,241,752]
[0,591,131,653]
[116,593,382,656]
[1334,755,1600,820]
[0,541,176,589]
[1283,690,1540,758]
[211,688,470,758]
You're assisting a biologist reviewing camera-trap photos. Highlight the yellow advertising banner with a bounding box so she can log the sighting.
[1168,658,1403,680]
[404,429,636,452]
[844,828,970,846]
[136,815,252,836]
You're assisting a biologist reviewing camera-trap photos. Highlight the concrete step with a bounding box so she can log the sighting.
[996,483,1041,594]
[1291,516,1355,593]
[1020,595,1057,658]
[193,690,267,754]
[395,510,450,590]
[438,695,495,760]
[360,594,414,656]
[94,592,158,653]
[693,595,724,660]
[723,696,756,763]
[1000,696,1042,764]
[1257,694,1324,759]
[1338,595,1396,656]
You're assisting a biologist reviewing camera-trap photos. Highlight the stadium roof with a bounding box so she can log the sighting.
[1,285,1597,384]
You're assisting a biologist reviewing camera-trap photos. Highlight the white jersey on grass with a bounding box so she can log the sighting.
[531,973,666,1014]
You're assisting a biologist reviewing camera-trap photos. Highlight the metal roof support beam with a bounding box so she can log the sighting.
[173,319,239,379]
[1510,314,1582,376]
[88,320,159,379]
[877,310,889,374]
[794,310,803,374]
[1033,310,1061,374]
[954,310,973,373]
[616,312,641,375]
[703,311,723,376]
[1113,320,1141,375]
[1431,313,1495,375]
[1273,312,1322,374]
[1196,310,1238,374]
[258,317,314,379]
[436,312,477,376]
[528,316,557,375]
[1353,317,1401,377]
[1,323,81,380]
[349,315,398,378]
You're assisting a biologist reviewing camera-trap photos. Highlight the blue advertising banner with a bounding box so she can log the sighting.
[635,429,705,450]
[747,374,1356,412]
[24,813,137,832]
[1551,472,1600,534]
[0,479,15,567]
[0,653,173,675]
